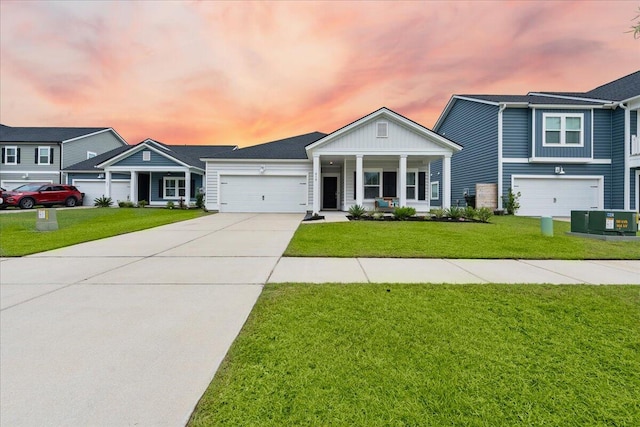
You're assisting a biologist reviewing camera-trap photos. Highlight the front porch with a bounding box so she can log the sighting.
[311,154,451,214]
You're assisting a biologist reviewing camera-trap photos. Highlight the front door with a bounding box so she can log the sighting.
[138,173,150,202]
[383,172,397,197]
[322,176,338,209]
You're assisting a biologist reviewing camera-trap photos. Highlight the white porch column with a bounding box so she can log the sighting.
[355,155,364,206]
[312,155,320,214]
[130,171,137,202]
[442,156,451,209]
[184,170,191,206]
[399,155,407,207]
[104,170,111,198]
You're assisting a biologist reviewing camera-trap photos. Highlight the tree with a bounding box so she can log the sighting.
[629,7,640,39]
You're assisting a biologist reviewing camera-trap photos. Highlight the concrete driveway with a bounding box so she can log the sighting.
[0,213,303,427]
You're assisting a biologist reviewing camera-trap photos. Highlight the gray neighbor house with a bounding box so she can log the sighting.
[431,70,640,216]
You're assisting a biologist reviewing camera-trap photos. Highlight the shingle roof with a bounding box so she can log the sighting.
[583,70,640,102]
[64,141,237,171]
[0,125,110,142]
[458,94,602,105]
[206,132,327,160]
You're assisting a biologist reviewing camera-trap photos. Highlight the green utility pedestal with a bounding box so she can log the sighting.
[541,216,553,237]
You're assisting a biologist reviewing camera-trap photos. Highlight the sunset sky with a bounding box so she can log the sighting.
[1,1,638,147]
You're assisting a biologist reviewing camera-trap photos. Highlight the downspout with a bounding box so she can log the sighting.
[619,102,630,210]
[497,103,507,210]
[60,142,65,184]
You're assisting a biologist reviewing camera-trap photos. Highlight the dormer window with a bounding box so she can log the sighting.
[376,122,388,138]
[143,151,151,161]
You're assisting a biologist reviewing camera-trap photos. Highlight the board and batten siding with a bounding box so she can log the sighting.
[63,131,126,168]
[113,150,182,167]
[205,161,312,210]
[316,118,450,154]
[436,99,499,204]
[503,163,612,209]
[502,108,530,158]
[533,109,592,159]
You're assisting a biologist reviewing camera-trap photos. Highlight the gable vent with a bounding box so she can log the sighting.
[376,122,388,138]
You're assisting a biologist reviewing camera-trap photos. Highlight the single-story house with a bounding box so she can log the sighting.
[202,107,462,214]
[65,138,236,206]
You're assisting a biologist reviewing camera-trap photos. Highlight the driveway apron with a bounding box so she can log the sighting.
[0,213,303,427]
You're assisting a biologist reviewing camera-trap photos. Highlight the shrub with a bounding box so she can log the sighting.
[372,211,384,220]
[118,201,135,208]
[477,207,493,223]
[503,187,521,215]
[137,200,148,208]
[463,206,477,220]
[196,193,205,209]
[94,196,113,208]
[393,206,416,220]
[166,201,175,209]
[348,204,367,219]
[432,208,445,219]
[446,206,463,220]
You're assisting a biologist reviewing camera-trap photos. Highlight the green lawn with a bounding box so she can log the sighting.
[0,208,208,256]
[189,283,640,427]
[285,216,640,259]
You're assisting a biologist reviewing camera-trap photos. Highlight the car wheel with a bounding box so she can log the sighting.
[65,197,77,207]
[19,198,35,209]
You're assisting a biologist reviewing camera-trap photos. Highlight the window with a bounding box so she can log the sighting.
[163,177,185,199]
[87,151,97,159]
[543,113,583,146]
[376,122,388,138]
[3,146,18,164]
[364,171,381,198]
[430,181,439,200]
[142,151,151,161]
[406,171,417,200]
[37,146,51,164]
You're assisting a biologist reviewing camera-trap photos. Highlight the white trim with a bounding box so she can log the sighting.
[62,128,128,146]
[430,181,440,200]
[451,95,500,106]
[3,146,18,165]
[542,113,584,147]
[527,92,616,105]
[163,176,186,200]
[497,104,506,210]
[202,158,303,163]
[142,151,151,161]
[321,172,340,210]
[635,170,640,213]
[97,142,192,169]
[532,108,536,158]
[511,174,605,212]
[106,165,202,172]
[524,157,611,164]
[363,168,383,200]
[405,168,418,201]
[87,151,97,159]
[624,106,631,210]
[0,170,60,174]
[376,121,388,138]
[37,146,51,165]
[533,104,605,110]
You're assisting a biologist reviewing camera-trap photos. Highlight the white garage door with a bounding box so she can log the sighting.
[219,175,308,213]
[73,180,131,206]
[513,176,602,217]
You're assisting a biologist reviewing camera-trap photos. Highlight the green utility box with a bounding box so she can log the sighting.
[571,210,638,236]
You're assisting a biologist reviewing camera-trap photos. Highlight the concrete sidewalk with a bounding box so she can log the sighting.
[0,213,303,427]
[269,258,640,284]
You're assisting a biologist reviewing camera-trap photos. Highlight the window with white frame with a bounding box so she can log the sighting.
[142,151,151,161]
[87,151,97,159]
[4,146,18,164]
[364,171,381,198]
[37,146,50,164]
[376,122,388,138]
[163,177,185,199]
[406,171,417,200]
[543,113,583,146]
[430,181,439,200]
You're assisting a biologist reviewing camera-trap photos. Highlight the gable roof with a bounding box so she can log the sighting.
[307,107,462,153]
[65,139,237,171]
[0,125,127,144]
[205,132,327,160]
[582,70,640,102]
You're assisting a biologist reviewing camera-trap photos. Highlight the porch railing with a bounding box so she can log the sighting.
[632,135,640,156]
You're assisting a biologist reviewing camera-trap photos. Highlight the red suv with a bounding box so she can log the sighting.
[2,183,84,209]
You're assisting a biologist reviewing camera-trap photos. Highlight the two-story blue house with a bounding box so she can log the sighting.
[432,70,640,216]
[0,125,128,190]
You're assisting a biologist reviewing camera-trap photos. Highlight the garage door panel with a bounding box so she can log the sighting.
[220,175,307,213]
[74,181,130,206]
[513,177,601,217]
